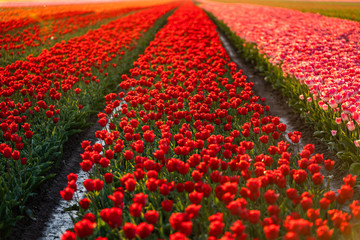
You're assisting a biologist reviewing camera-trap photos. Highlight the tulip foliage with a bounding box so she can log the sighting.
[61,3,360,240]
[0,3,176,236]
[201,1,360,171]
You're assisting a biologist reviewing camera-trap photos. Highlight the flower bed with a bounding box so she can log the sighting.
[201,1,360,170]
[60,3,360,239]
[0,3,177,236]
[0,6,145,67]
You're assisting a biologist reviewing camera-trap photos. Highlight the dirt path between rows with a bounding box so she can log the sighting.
[217,29,349,195]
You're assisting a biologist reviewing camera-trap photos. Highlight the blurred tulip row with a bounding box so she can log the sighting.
[0,5,147,67]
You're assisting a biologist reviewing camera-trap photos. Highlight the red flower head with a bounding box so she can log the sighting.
[264,224,279,240]
[337,184,354,204]
[189,191,203,205]
[162,199,173,212]
[79,198,91,210]
[209,220,224,237]
[292,169,307,184]
[83,213,95,223]
[108,190,124,207]
[104,173,114,184]
[307,208,319,221]
[80,160,93,172]
[227,198,247,216]
[82,179,94,192]
[130,203,143,218]
[123,223,137,239]
[284,232,299,240]
[100,207,122,228]
[105,149,114,160]
[170,233,189,240]
[312,172,324,185]
[67,173,78,182]
[133,193,148,206]
[124,150,134,161]
[185,204,201,219]
[324,159,334,171]
[125,178,136,192]
[264,190,279,204]
[74,219,96,238]
[145,210,159,224]
[316,225,333,240]
[61,231,76,240]
[136,222,154,239]
[248,210,260,224]
[277,123,286,132]
[319,198,330,209]
[60,187,74,201]
[259,135,269,144]
[324,191,336,203]
[94,179,104,191]
[230,220,245,237]
[159,183,170,196]
[300,197,313,211]
[343,174,357,187]
[143,130,156,142]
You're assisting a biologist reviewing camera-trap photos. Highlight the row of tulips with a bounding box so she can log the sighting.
[1,4,101,23]
[0,3,177,236]
[200,1,360,172]
[60,3,360,239]
[0,0,158,30]
[0,6,145,67]
[0,10,94,34]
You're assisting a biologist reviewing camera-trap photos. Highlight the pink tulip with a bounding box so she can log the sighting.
[347,121,355,131]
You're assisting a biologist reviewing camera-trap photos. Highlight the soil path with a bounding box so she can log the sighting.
[217,29,348,193]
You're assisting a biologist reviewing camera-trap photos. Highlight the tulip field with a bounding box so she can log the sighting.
[204,0,360,22]
[0,1,177,236]
[1,0,360,239]
[201,0,360,173]
[0,1,156,67]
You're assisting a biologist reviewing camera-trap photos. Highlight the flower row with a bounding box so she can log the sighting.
[61,3,359,240]
[200,1,360,167]
[0,0,160,30]
[0,6,146,67]
[201,1,360,118]
[0,3,176,236]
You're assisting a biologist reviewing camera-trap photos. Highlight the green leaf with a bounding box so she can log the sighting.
[336,151,344,158]
[25,208,36,221]
[339,152,355,162]
[350,163,360,176]
[64,204,79,212]
[313,131,325,137]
